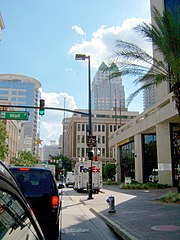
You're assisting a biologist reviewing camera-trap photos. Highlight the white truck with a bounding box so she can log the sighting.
[65,171,75,187]
[73,161,102,193]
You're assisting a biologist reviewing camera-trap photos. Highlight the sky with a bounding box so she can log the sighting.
[0,0,151,145]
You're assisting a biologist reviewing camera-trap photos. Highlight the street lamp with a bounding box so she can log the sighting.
[75,53,93,200]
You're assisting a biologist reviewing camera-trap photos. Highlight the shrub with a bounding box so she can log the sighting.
[119,182,170,190]
[103,179,119,185]
[158,191,180,203]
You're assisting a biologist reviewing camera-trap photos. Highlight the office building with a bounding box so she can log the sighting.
[0,74,41,154]
[41,141,60,162]
[63,109,139,166]
[92,62,125,110]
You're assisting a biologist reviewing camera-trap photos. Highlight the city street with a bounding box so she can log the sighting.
[59,188,119,240]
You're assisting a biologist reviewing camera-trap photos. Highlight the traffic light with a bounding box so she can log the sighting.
[39,99,45,116]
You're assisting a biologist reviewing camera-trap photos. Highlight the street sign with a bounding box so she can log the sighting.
[87,136,96,147]
[0,111,29,120]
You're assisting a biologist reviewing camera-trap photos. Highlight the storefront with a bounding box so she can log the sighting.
[171,124,180,187]
[119,140,135,182]
[142,134,157,182]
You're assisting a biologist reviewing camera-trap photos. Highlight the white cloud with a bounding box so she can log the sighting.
[72,25,86,35]
[39,91,77,145]
[69,17,151,68]
[41,17,152,144]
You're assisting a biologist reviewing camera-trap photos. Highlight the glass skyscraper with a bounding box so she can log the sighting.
[0,74,41,153]
[92,62,125,111]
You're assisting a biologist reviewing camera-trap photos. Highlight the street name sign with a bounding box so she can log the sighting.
[0,111,29,120]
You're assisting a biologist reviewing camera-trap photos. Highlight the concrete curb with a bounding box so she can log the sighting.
[89,208,139,240]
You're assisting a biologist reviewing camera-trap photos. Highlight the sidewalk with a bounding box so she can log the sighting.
[80,185,180,240]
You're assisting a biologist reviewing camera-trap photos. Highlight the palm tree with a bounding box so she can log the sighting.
[112,7,180,116]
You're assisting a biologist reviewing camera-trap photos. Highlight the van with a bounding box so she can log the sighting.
[65,171,75,187]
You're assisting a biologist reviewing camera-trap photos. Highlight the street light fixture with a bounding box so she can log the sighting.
[75,53,93,200]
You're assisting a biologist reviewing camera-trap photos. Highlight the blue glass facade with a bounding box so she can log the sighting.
[0,79,38,122]
[164,0,179,13]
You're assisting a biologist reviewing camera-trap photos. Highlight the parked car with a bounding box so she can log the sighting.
[0,160,45,240]
[9,166,63,240]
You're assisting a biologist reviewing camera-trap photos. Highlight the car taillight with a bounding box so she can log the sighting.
[19,168,30,171]
[52,196,59,209]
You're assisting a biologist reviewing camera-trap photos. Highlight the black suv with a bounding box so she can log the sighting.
[0,160,45,239]
[9,166,62,240]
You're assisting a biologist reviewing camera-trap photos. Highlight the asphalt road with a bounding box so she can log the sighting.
[60,187,119,240]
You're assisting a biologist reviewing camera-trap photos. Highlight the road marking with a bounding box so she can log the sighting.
[62,228,89,233]
[151,225,180,231]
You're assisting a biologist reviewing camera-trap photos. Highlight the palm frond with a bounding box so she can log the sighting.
[110,7,180,115]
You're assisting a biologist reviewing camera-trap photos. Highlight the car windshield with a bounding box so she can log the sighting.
[10,169,55,197]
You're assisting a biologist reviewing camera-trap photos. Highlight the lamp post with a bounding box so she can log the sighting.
[75,54,93,200]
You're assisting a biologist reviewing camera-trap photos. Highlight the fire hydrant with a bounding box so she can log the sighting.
[106,195,116,213]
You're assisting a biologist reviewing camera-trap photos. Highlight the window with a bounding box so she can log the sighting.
[0,191,40,240]
[0,90,9,94]
[102,148,105,157]
[77,148,80,157]
[102,136,105,144]
[164,0,179,13]
[102,125,105,132]
[82,124,85,131]
[110,148,113,158]
[98,125,101,132]
[110,125,113,132]
[98,135,101,144]
[81,148,85,157]
[94,125,97,132]
[77,135,80,143]
[82,135,85,143]
[77,124,80,131]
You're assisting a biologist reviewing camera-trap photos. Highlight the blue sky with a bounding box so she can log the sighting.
[0,0,151,144]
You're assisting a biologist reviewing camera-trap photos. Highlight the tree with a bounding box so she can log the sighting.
[112,7,180,115]
[11,150,38,166]
[103,164,116,180]
[0,121,8,161]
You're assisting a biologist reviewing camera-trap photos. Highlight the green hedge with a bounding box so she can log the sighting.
[119,182,170,189]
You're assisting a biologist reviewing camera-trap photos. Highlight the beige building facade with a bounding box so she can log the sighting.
[63,109,139,166]
[109,0,180,186]
[0,104,19,163]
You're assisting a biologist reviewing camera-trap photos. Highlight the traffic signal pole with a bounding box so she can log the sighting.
[0,104,89,116]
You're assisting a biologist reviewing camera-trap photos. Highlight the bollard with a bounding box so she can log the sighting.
[106,195,116,213]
